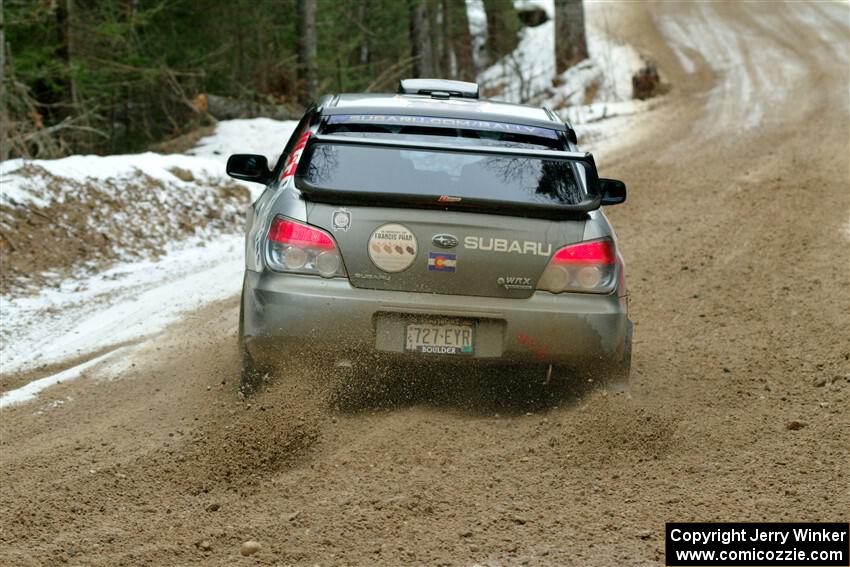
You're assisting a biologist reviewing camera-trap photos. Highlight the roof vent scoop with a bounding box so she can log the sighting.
[398,78,479,99]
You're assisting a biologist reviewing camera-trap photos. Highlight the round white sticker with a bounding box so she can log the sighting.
[368,223,417,273]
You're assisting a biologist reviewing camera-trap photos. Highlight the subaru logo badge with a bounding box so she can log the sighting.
[432,234,459,249]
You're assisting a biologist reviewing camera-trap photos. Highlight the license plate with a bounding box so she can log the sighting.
[405,323,474,355]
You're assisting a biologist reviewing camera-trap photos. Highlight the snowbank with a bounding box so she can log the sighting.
[0,119,297,381]
[0,234,243,377]
[477,0,644,104]
[1,152,226,209]
[1,116,297,211]
[476,0,556,103]
[188,117,295,165]
[0,156,246,297]
[473,0,650,149]
[0,120,297,297]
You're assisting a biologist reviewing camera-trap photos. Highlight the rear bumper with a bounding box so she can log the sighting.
[243,270,628,367]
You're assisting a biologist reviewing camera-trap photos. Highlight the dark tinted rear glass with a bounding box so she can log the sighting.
[301,143,587,206]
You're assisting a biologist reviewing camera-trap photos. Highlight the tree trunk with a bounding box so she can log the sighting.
[298,0,318,102]
[357,0,371,69]
[482,0,519,65]
[0,0,7,161]
[435,0,447,77]
[555,0,588,74]
[409,0,434,78]
[445,0,475,81]
[56,0,77,112]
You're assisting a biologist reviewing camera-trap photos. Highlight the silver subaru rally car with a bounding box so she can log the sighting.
[227,79,631,393]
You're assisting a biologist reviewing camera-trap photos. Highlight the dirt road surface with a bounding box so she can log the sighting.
[2,3,848,565]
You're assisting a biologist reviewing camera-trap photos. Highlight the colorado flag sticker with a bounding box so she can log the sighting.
[428,252,457,272]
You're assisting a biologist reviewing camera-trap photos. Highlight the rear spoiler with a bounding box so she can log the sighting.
[294,134,602,219]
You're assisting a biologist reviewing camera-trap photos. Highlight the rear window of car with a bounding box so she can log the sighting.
[300,142,588,207]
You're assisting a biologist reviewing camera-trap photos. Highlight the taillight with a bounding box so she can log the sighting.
[266,217,346,278]
[536,238,617,294]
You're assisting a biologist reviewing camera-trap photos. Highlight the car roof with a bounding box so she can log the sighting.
[321,93,566,132]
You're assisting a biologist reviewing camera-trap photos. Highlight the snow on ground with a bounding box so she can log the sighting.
[0,152,250,301]
[0,120,297,399]
[555,2,646,104]
[1,117,295,209]
[188,117,294,167]
[655,2,843,136]
[0,348,126,408]
[0,234,243,374]
[0,153,220,209]
[474,0,650,151]
[477,0,557,103]
[656,15,698,75]
[477,0,645,105]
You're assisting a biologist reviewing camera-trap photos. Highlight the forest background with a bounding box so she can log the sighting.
[0,0,591,159]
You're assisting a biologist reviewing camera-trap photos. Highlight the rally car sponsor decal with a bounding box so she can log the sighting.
[279,130,312,182]
[332,208,351,232]
[326,114,559,139]
[368,224,417,273]
[428,252,457,272]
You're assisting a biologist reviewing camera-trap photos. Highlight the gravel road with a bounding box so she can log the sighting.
[1,2,848,565]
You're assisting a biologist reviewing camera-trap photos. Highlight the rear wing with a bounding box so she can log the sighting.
[294,134,602,219]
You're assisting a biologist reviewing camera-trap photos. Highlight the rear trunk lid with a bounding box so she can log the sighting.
[306,202,584,299]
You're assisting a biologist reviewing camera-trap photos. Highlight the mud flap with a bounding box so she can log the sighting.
[608,319,633,395]
[239,285,269,395]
